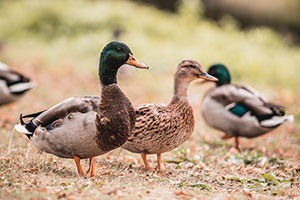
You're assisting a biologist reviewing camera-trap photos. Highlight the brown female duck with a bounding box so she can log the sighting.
[122,60,217,171]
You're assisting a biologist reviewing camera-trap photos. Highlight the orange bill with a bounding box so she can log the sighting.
[126,53,149,69]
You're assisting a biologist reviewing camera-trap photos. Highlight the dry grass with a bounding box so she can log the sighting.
[0,64,299,200]
[1,1,300,199]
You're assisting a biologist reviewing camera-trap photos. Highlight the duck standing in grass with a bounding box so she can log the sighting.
[0,62,34,106]
[201,64,294,151]
[122,60,218,171]
[15,41,148,177]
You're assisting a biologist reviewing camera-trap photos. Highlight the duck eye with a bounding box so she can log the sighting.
[116,47,123,52]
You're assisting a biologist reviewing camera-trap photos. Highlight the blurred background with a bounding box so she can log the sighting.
[0,0,299,131]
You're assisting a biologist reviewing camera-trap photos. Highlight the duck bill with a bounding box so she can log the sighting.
[200,71,218,82]
[126,53,149,69]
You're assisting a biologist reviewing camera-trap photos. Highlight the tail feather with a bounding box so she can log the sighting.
[15,111,46,139]
[14,123,31,134]
[260,115,294,128]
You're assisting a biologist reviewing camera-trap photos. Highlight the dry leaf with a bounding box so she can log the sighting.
[174,190,186,195]
[58,193,67,199]
[243,189,252,199]
[4,188,11,194]
[103,187,124,195]
[96,164,104,169]
[153,173,165,178]
[100,171,111,175]
[22,166,38,173]
[35,188,47,192]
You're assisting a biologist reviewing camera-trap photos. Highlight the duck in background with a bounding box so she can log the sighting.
[201,64,294,151]
[15,41,148,177]
[122,60,218,171]
[0,62,35,106]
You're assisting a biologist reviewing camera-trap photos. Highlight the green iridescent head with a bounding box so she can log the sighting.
[207,64,231,86]
[99,41,148,85]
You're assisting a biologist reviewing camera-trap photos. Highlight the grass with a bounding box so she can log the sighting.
[1,0,300,199]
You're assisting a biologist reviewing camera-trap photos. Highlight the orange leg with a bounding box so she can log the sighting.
[221,134,232,140]
[86,157,98,177]
[141,152,154,171]
[74,156,84,176]
[234,136,241,152]
[155,153,162,171]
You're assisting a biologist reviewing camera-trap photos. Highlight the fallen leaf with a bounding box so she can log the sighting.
[0,157,11,161]
[188,182,211,191]
[4,188,11,194]
[35,188,47,192]
[103,187,124,195]
[22,166,38,173]
[243,189,252,199]
[165,159,184,164]
[100,171,111,175]
[58,193,67,199]
[228,177,241,182]
[122,156,138,164]
[153,173,165,179]
[230,188,238,194]
[174,190,186,195]
[260,173,278,182]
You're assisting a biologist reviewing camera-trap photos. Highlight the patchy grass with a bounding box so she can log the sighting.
[1,113,300,199]
[0,69,299,199]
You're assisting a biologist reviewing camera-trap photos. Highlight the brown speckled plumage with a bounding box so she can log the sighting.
[96,84,135,152]
[127,97,194,154]
[122,60,217,171]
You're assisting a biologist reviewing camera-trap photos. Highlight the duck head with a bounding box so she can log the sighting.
[174,60,218,83]
[172,60,217,97]
[207,64,231,86]
[99,41,148,85]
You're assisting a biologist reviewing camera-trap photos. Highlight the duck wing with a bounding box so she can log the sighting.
[214,84,292,128]
[123,103,177,153]
[16,96,100,138]
[0,66,34,95]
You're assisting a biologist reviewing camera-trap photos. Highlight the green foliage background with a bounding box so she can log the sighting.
[0,0,299,90]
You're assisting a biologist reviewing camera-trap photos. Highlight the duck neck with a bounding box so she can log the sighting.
[172,77,190,100]
[98,59,119,86]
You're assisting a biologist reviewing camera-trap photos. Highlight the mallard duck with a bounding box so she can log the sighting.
[15,41,148,177]
[201,64,294,151]
[0,62,35,106]
[122,60,218,171]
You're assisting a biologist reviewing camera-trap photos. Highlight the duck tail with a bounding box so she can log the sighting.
[285,115,294,124]
[260,114,294,128]
[15,111,44,139]
[14,123,32,140]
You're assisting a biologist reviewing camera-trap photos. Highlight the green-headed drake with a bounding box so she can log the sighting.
[15,41,148,177]
[122,60,217,171]
[201,64,294,151]
[0,62,34,106]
